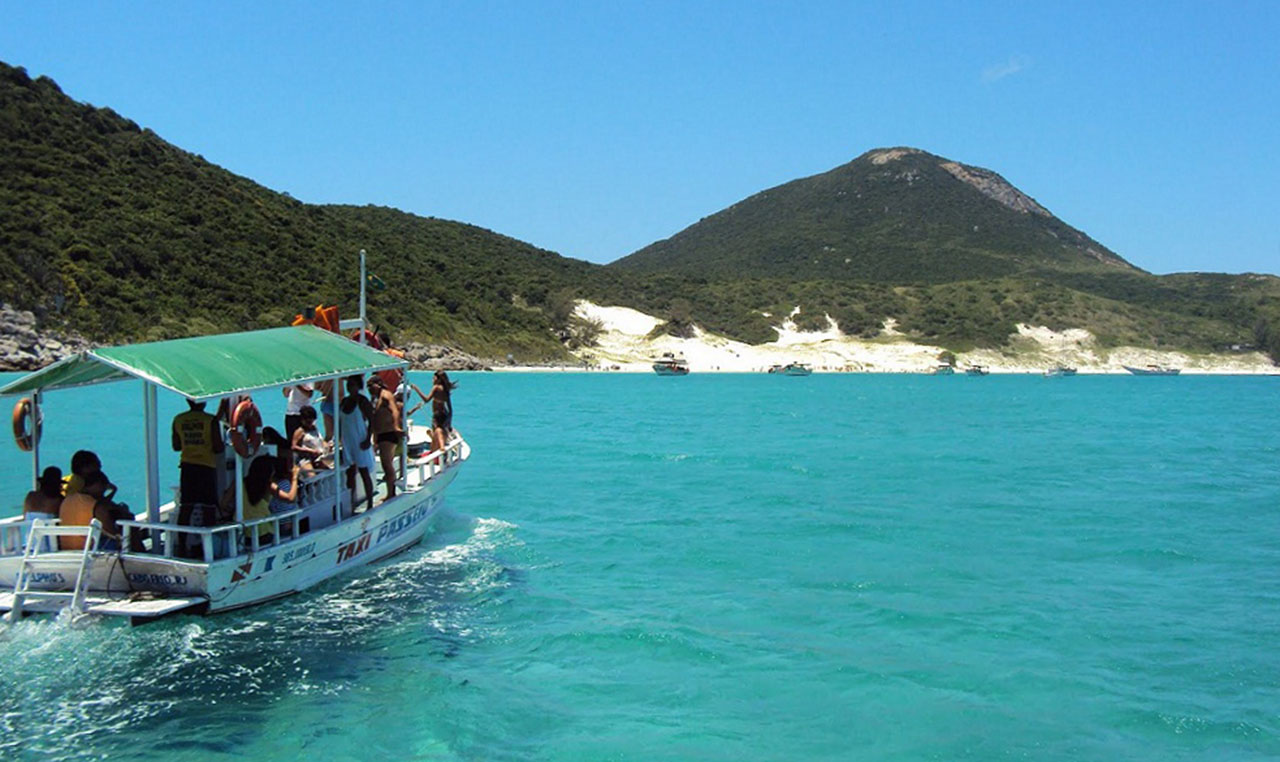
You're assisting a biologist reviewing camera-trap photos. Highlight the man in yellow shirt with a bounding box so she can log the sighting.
[172,398,223,508]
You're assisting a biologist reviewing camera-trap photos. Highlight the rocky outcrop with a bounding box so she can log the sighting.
[0,304,91,371]
[398,342,490,371]
[939,161,1051,216]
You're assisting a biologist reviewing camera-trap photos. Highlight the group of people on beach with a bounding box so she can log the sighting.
[22,363,457,555]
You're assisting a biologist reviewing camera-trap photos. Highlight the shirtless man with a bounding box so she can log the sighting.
[366,376,403,500]
[58,472,123,551]
[24,466,63,517]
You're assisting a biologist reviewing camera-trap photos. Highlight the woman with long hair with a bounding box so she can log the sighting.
[427,370,457,458]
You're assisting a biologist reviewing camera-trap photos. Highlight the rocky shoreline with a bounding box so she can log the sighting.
[0,304,91,371]
[0,304,490,373]
[397,342,491,371]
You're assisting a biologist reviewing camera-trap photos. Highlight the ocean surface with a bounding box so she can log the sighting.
[1,371,1278,761]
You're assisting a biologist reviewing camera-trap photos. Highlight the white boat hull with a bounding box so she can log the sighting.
[1,440,468,618]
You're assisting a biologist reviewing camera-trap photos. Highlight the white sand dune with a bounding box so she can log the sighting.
[524,301,1277,375]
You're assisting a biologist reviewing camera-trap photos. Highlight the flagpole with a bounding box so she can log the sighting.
[359,248,367,345]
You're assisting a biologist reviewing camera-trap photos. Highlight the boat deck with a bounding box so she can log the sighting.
[0,591,206,623]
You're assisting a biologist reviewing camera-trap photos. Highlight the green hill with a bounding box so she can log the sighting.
[606,148,1280,360]
[0,61,593,360]
[612,147,1137,282]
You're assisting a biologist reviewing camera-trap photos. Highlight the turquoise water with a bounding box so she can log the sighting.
[1,372,1278,761]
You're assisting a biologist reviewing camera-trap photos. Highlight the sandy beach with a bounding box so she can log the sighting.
[491,301,1277,375]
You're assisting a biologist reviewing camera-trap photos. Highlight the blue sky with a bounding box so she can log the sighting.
[3,1,1277,274]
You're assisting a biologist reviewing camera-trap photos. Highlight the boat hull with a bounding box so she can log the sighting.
[1123,365,1180,376]
[652,365,689,375]
[2,443,467,616]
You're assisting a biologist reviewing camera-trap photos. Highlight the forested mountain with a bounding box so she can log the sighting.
[613,147,1135,282]
[0,61,593,359]
[1,60,1277,363]
[606,149,1280,357]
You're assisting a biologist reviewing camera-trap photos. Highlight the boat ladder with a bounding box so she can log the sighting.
[5,518,101,624]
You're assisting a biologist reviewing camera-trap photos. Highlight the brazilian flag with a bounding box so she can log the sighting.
[366,272,387,292]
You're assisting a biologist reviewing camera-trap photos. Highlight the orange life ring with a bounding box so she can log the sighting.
[11,397,40,452]
[229,399,262,458]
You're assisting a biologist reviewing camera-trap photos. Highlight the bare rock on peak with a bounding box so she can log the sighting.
[939,161,1051,216]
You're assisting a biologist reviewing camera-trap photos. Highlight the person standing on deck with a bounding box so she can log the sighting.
[283,383,314,442]
[426,370,457,461]
[338,375,376,515]
[367,375,403,501]
[172,398,223,509]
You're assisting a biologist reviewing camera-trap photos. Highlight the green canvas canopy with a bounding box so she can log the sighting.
[0,326,406,401]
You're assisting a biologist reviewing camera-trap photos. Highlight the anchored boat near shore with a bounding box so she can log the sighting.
[1123,364,1180,376]
[652,352,690,375]
[1,325,469,624]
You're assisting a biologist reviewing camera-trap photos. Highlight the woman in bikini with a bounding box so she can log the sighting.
[427,370,457,459]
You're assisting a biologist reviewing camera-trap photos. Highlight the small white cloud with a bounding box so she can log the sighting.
[982,55,1031,83]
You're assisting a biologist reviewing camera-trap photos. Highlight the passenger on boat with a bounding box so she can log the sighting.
[398,381,431,420]
[427,370,457,460]
[315,379,335,441]
[282,383,314,442]
[62,449,104,497]
[268,453,301,509]
[262,426,290,456]
[216,394,252,426]
[58,471,123,551]
[171,398,223,508]
[339,375,376,515]
[24,466,63,518]
[291,405,330,469]
[234,456,277,546]
[367,375,403,500]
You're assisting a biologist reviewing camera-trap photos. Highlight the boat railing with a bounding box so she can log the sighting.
[118,508,304,563]
[1,514,61,556]
[297,470,339,510]
[405,435,465,485]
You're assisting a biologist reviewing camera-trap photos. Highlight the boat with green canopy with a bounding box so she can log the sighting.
[1,325,469,624]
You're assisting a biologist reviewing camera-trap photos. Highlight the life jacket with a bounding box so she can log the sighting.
[292,304,341,333]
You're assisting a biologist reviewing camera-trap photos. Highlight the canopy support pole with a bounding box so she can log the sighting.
[358,249,367,345]
[333,377,343,521]
[30,390,41,489]
[234,449,244,525]
[143,384,161,522]
[399,413,407,492]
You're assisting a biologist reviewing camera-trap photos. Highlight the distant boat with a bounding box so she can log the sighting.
[1123,364,1180,376]
[780,362,812,376]
[964,365,989,376]
[930,365,955,375]
[652,352,690,376]
[1044,366,1077,378]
